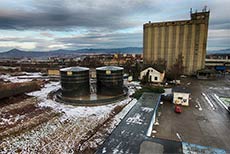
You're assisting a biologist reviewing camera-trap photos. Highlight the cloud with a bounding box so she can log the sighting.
[0,0,159,30]
[0,36,44,43]
[0,41,36,50]
[0,0,229,51]
[55,31,142,49]
[0,0,229,31]
[40,32,54,37]
[207,29,230,50]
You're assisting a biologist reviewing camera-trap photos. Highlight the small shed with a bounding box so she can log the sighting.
[139,67,165,83]
[172,87,190,106]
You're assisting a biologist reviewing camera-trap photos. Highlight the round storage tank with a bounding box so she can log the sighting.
[96,66,124,95]
[60,67,90,97]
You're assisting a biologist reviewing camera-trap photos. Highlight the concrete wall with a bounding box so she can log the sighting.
[143,11,209,75]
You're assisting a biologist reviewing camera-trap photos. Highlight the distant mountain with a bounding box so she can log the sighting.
[74,47,142,54]
[207,48,230,55]
[2,47,228,59]
[0,48,77,59]
[0,47,142,59]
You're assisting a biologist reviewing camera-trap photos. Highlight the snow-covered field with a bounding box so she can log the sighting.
[0,74,140,153]
[0,72,43,83]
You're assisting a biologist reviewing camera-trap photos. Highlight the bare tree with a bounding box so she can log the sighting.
[171,53,184,79]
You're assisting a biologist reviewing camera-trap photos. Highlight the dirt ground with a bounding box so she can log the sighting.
[154,75,230,150]
[0,73,138,153]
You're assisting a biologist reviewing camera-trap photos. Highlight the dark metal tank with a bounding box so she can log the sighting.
[96,66,124,95]
[60,67,90,97]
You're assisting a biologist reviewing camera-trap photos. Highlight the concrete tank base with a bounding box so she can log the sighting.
[52,87,128,106]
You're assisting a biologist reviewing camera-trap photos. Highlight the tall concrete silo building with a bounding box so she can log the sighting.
[143,8,210,75]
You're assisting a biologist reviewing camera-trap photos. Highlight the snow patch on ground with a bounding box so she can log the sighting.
[27,81,60,98]
[125,81,141,96]
[0,114,26,126]
[128,81,141,86]
[0,72,43,83]
[126,113,143,125]
[0,76,140,153]
[39,98,132,120]
[27,79,138,121]
[141,107,153,113]
[102,147,107,153]
[104,98,137,134]
[27,81,137,120]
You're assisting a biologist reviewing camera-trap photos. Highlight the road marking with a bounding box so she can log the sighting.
[214,94,229,111]
[195,99,202,111]
[201,93,215,110]
[176,132,182,141]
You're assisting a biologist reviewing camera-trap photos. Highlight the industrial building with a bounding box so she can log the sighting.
[60,67,90,97]
[96,66,124,96]
[143,8,210,75]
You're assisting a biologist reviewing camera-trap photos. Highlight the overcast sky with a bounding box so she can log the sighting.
[0,0,229,52]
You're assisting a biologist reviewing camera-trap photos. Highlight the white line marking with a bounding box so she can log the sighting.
[196,99,202,111]
[201,93,215,110]
[214,94,229,111]
[176,132,182,141]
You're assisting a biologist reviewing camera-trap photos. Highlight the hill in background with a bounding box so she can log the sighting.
[0,47,229,59]
[0,47,142,59]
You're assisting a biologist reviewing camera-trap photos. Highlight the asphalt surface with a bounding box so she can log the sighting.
[155,75,230,151]
[97,92,182,154]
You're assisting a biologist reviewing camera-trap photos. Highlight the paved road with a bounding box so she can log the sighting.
[155,75,230,151]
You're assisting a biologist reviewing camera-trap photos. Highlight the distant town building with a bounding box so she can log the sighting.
[143,8,210,75]
[139,67,165,83]
[172,87,190,106]
[205,58,230,72]
[47,69,60,76]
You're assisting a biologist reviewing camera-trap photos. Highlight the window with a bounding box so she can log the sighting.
[178,97,183,100]
[155,77,158,80]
